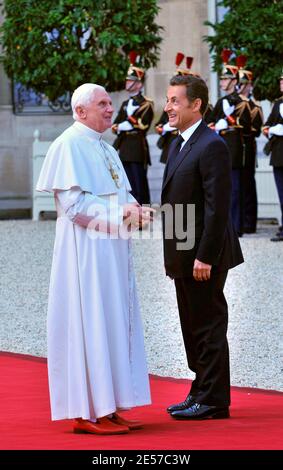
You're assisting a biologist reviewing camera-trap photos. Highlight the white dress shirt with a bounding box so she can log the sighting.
[180,119,202,150]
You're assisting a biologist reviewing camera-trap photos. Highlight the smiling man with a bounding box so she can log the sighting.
[161,74,243,420]
[36,83,152,435]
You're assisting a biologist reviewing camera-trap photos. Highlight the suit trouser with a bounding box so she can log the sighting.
[174,270,230,407]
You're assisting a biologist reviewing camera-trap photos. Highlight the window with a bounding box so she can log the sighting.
[12,82,71,115]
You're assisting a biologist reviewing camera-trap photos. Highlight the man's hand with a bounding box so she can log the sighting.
[193,259,212,281]
[123,203,155,229]
[111,124,118,134]
[262,126,269,138]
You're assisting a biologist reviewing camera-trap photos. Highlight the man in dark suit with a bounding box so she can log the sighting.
[161,74,244,420]
[155,53,212,164]
[262,71,283,242]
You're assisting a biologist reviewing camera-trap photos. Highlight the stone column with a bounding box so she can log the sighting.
[145,0,212,117]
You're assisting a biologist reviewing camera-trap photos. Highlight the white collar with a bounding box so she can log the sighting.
[73,121,103,141]
[180,119,202,148]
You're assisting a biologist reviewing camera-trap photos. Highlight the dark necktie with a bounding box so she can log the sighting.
[166,134,184,176]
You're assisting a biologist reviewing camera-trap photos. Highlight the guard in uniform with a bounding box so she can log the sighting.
[262,70,283,241]
[155,53,212,163]
[208,49,251,236]
[112,52,154,204]
[237,56,263,233]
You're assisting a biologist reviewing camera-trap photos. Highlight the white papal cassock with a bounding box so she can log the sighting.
[36,121,151,421]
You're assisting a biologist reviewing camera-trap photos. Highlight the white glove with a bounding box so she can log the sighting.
[222,98,235,117]
[269,123,283,137]
[215,118,228,132]
[162,122,177,135]
[117,120,133,132]
[279,103,283,119]
[126,98,139,117]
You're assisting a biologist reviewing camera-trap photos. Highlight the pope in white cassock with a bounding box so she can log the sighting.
[36,83,153,435]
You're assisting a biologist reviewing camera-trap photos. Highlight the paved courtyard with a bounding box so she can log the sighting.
[0,218,282,391]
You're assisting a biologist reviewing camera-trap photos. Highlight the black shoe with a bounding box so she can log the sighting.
[170,402,230,420]
[243,228,256,234]
[167,394,195,414]
[270,234,283,242]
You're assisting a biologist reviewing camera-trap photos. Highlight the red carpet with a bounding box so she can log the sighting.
[0,351,282,450]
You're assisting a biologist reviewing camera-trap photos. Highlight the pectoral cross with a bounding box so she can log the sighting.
[109,167,120,188]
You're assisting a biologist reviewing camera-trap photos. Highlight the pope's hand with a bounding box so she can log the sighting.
[193,259,212,281]
[123,203,156,229]
[262,127,269,138]
[280,103,283,119]
[155,125,163,135]
[126,98,139,117]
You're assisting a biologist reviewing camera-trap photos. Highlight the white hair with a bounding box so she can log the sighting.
[71,83,105,120]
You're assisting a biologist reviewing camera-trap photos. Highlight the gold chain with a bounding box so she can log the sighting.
[100,141,122,188]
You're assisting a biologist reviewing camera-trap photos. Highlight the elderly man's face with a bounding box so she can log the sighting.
[76,89,114,133]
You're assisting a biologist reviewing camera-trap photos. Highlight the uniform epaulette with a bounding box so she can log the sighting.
[239,94,249,102]
[250,97,261,107]
[144,96,154,104]
[275,96,283,102]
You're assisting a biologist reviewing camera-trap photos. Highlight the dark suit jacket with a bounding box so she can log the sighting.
[161,120,244,279]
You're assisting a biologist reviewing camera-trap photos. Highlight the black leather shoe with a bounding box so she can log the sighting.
[167,394,195,414]
[170,402,230,420]
[270,234,283,242]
